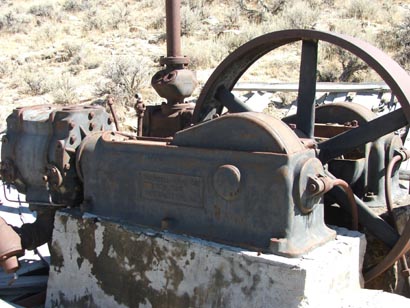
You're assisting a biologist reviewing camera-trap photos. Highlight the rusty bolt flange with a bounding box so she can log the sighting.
[45,165,63,188]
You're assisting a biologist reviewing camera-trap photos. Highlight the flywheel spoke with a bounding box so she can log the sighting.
[296,39,318,138]
[214,86,252,113]
[318,108,408,163]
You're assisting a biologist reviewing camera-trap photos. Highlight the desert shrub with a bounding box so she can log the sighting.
[28,3,55,18]
[378,12,410,71]
[108,3,130,30]
[184,39,225,69]
[138,0,163,9]
[218,24,270,52]
[62,0,89,12]
[343,0,380,20]
[181,5,203,36]
[70,47,103,70]
[21,71,51,95]
[60,42,82,62]
[0,11,31,33]
[51,73,78,104]
[149,16,165,30]
[320,42,369,82]
[0,60,14,79]
[317,62,339,82]
[238,0,286,24]
[226,6,241,26]
[83,3,131,31]
[32,24,57,44]
[80,54,102,69]
[82,8,107,31]
[317,21,377,82]
[276,1,319,29]
[182,0,211,19]
[96,56,152,106]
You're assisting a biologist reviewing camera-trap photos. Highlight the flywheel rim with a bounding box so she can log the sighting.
[192,28,410,285]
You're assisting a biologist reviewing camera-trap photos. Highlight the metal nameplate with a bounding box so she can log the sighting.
[141,171,203,208]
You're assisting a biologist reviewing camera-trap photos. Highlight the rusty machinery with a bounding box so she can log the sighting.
[1,0,410,293]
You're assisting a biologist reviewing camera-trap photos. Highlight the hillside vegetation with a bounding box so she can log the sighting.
[0,0,409,128]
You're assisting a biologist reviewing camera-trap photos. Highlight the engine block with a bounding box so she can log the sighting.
[76,112,335,256]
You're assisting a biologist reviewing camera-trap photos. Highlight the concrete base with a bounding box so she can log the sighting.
[45,210,409,308]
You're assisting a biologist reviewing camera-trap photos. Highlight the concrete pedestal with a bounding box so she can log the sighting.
[45,210,409,308]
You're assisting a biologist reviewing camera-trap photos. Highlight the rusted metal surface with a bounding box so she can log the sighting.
[166,0,181,58]
[151,68,197,106]
[0,104,113,206]
[150,0,197,106]
[376,152,410,288]
[107,96,119,131]
[189,31,410,269]
[142,102,195,137]
[332,178,359,231]
[364,217,410,283]
[314,123,357,139]
[77,112,335,257]
[0,216,22,273]
[134,94,146,137]
[2,25,410,299]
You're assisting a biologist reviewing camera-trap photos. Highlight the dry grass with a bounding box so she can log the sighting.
[0,0,407,121]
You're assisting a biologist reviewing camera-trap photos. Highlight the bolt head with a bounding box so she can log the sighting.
[68,121,75,130]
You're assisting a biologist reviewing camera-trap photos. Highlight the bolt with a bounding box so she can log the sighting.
[88,112,95,120]
[68,121,75,130]
[107,117,113,125]
[63,163,71,171]
[89,123,95,131]
[351,120,359,127]
[42,175,48,182]
[69,136,76,145]
[308,183,319,193]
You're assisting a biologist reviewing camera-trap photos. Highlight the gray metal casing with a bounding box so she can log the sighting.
[78,112,335,256]
[1,105,113,206]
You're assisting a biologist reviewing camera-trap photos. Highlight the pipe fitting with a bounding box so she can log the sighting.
[395,148,410,162]
[0,216,23,273]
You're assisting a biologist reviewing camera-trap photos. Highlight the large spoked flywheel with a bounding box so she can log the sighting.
[192,29,410,284]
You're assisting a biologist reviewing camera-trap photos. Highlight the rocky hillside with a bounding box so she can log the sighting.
[0,0,409,129]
